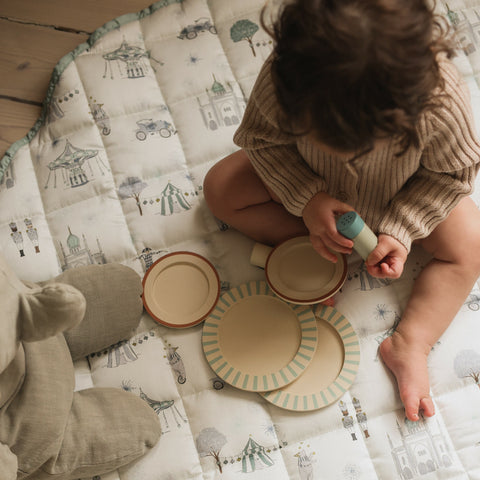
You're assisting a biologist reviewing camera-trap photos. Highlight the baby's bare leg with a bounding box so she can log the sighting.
[380,197,480,421]
[204,149,307,244]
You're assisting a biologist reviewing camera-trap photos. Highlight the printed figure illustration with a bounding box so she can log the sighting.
[339,398,370,441]
[89,99,111,135]
[57,226,106,270]
[198,75,246,131]
[353,397,370,438]
[295,448,314,480]
[24,218,40,253]
[102,40,163,79]
[196,427,228,473]
[137,246,168,271]
[135,118,176,140]
[230,19,260,56]
[178,17,217,39]
[388,416,453,478]
[164,345,186,384]
[240,436,274,473]
[45,139,109,189]
[454,349,480,388]
[139,388,187,433]
[9,222,25,257]
[343,463,361,480]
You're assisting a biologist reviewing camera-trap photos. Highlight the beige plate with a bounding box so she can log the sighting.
[266,236,347,304]
[142,252,220,328]
[202,281,318,392]
[261,305,360,411]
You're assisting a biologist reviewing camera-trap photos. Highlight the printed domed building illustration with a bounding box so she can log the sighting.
[388,417,452,479]
[198,75,246,130]
[58,227,106,270]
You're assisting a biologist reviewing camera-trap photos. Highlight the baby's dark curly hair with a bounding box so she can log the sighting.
[262,0,455,153]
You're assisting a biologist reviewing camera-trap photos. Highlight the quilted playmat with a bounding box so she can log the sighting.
[1,0,480,479]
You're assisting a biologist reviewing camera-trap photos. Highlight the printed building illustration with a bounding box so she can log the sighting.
[388,417,452,479]
[198,75,246,130]
[58,227,106,270]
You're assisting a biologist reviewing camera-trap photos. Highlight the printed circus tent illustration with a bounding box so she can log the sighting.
[241,437,274,473]
[160,181,191,215]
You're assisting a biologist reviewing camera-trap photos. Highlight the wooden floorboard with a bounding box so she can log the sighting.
[0,0,155,158]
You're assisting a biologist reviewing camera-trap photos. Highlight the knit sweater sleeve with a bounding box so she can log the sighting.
[233,58,327,216]
[377,60,480,251]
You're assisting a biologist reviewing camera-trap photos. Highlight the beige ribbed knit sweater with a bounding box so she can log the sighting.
[234,56,480,251]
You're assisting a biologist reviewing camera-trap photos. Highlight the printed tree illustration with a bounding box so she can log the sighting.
[454,349,480,388]
[196,427,227,473]
[230,19,259,57]
[118,176,148,216]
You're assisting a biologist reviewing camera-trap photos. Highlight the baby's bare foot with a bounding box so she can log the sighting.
[379,332,435,421]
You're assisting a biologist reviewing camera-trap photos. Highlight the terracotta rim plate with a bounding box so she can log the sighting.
[142,251,220,328]
[202,281,318,392]
[260,305,360,411]
[265,236,347,304]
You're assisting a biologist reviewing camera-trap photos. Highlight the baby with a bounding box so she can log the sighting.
[203,0,480,421]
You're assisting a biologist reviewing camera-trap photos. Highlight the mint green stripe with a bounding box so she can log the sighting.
[320,391,327,405]
[246,282,252,296]
[338,324,350,332]
[202,340,218,346]
[344,341,360,347]
[345,359,360,365]
[232,371,241,386]
[227,290,236,302]
[334,381,346,393]
[302,327,317,332]
[242,374,250,390]
[287,364,297,377]
[210,355,222,364]
[327,309,337,322]
[282,394,290,408]
[334,314,345,326]
[263,375,268,390]
[327,386,335,398]
[293,396,298,410]
[215,362,227,373]
[202,331,217,336]
[292,359,306,370]
[314,394,321,409]
[253,376,258,390]
[204,348,220,356]
[300,344,315,352]
[297,352,311,361]
[272,373,279,389]
[280,370,288,384]
[343,367,358,375]
[303,336,317,342]
[338,375,351,384]
[203,322,218,328]
[273,391,282,404]
[224,367,234,380]
[303,396,308,410]
[342,331,357,340]
[345,350,360,356]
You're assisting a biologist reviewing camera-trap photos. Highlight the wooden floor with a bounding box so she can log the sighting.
[0,0,156,158]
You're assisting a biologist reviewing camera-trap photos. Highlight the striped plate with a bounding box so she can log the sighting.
[260,305,360,411]
[202,281,318,392]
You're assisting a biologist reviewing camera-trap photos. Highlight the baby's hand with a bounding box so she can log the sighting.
[366,234,407,279]
[302,192,354,262]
